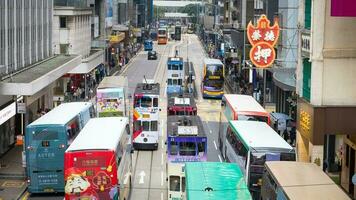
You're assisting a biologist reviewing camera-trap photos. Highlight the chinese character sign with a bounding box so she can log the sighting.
[247,15,280,68]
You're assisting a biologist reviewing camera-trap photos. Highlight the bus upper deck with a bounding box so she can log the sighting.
[158,27,168,45]
[25,102,94,193]
[133,82,160,150]
[144,39,153,51]
[97,76,128,117]
[64,117,131,200]
[167,115,207,163]
[185,162,252,200]
[167,57,184,95]
[167,93,196,116]
[202,58,224,98]
[262,161,351,200]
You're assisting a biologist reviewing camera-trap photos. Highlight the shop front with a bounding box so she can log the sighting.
[0,100,16,155]
[297,97,356,198]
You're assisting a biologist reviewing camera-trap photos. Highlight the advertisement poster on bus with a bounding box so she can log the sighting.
[97,88,124,117]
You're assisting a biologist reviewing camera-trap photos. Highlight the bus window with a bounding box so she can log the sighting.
[153,98,158,107]
[151,121,158,131]
[280,152,296,161]
[178,79,182,85]
[141,97,152,107]
[142,121,150,131]
[168,79,172,85]
[227,127,247,166]
[133,120,141,131]
[125,124,130,135]
[168,65,172,70]
[33,130,58,140]
[179,64,183,70]
[173,79,178,85]
[198,142,206,156]
[179,142,196,156]
[172,64,179,70]
[170,141,178,155]
[170,176,180,192]
[182,177,186,192]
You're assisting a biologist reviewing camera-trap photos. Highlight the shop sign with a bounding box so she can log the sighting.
[300,110,311,135]
[247,15,280,68]
[0,102,16,125]
[17,102,26,114]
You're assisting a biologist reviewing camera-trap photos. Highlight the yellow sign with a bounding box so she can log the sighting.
[143,114,150,119]
[109,32,125,44]
[300,110,311,134]
[208,76,221,80]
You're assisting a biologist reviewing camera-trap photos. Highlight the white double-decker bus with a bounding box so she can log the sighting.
[133,81,160,150]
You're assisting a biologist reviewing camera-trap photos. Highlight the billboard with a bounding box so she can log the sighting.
[105,0,113,27]
[331,0,356,17]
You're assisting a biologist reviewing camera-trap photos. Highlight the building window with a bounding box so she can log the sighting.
[302,59,311,102]
[305,0,311,29]
[60,17,67,28]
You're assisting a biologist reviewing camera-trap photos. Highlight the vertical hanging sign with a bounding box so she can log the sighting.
[247,15,280,68]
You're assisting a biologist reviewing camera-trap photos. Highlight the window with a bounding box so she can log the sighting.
[168,79,172,85]
[226,126,248,165]
[182,177,186,192]
[198,142,206,153]
[172,64,179,70]
[168,64,172,70]
[169,176,180,192]
[151,121,158,131]
[134,120,141,131]
[179,64,183,70]
[142,121,150,131]
[179,142,196,156]
[33,130,58,140]
[173,79,178,85]
[170,141,178,155]
[125,124,130,135]
[140,97,152,107]
[153,98,158,107]
[178,79,182,85]
[303,59,311,102]
[59,16,67,28]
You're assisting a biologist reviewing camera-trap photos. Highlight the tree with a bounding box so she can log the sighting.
[178,4,201,23]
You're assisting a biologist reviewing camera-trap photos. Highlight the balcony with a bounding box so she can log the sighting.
[301,29,311,58]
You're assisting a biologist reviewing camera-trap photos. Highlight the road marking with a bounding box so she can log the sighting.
[161,192,164,200]
[161,171,164,186]
[20,192,30,200]
[139,171,146,184]
[161,153,164,165]
[164,85,167,97]
[123,172,131,184]
[213,140,218,150]
[218,155,223,162]
[210,130,212,134]
[162,139,164,149]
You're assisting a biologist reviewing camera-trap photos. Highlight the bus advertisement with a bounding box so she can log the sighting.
[219,94,270,153]
[224,121,295,199]
[133,82,160,150]
[167,115,207,200]
[64,117,132,200]
[158,27,168,45]
[96,76,129,118]
[25,102,94,193]
[167,57,184,95]
[202,58,224,98]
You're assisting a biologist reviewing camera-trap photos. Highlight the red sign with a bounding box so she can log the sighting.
[247,15,280,68]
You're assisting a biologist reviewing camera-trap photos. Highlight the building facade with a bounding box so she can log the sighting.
[296,0,356,198]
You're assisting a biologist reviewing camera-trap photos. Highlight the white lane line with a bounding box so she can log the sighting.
[160,119,163,137]
[210,130,212,134]
[162,139,164,149]
[213,140,218,150]
[164,85,167,97]
[161,192,163,200]
[218,155,222,162]
[161,171,164,186]
[161,153,164,165]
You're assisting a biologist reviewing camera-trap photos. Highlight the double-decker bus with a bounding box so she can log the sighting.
[167,57,184,95]
[144,39,153,51]
[261,162,351,200]
[175,25,181,41]
[158,27,168,44]
[219,94,270,153]
[96,76,129,117]
[201,58,224,98]
[223,121,295,199]
[64,117,132,200]
[133,82,160,150]
[167,115,207,200]
[167,93,197,116]
[185,162,252,200]
[25,102,94,193]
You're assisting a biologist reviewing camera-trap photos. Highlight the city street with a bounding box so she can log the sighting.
[20,34,224,200]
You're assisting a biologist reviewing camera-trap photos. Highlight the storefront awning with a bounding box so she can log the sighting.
[68,49,104,74]
[109,32,125,44]
[273,68,296,92]
[0,55,81,96]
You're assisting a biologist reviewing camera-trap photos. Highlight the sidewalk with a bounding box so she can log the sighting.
[0,145,27,200]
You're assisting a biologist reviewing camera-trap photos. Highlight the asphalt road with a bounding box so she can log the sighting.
[21,34,224,200]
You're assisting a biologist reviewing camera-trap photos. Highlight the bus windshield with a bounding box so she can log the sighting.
[251,152,296,167]
[239,115,269,123]
[203,79,224,89]
[158,30,166,35]
[168,64,183,70]
[179,142,196,156]
[206,65,223,77]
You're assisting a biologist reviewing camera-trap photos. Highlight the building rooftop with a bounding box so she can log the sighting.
[0,55,81,95]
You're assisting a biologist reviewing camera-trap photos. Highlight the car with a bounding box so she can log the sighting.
[148,51,157,60]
